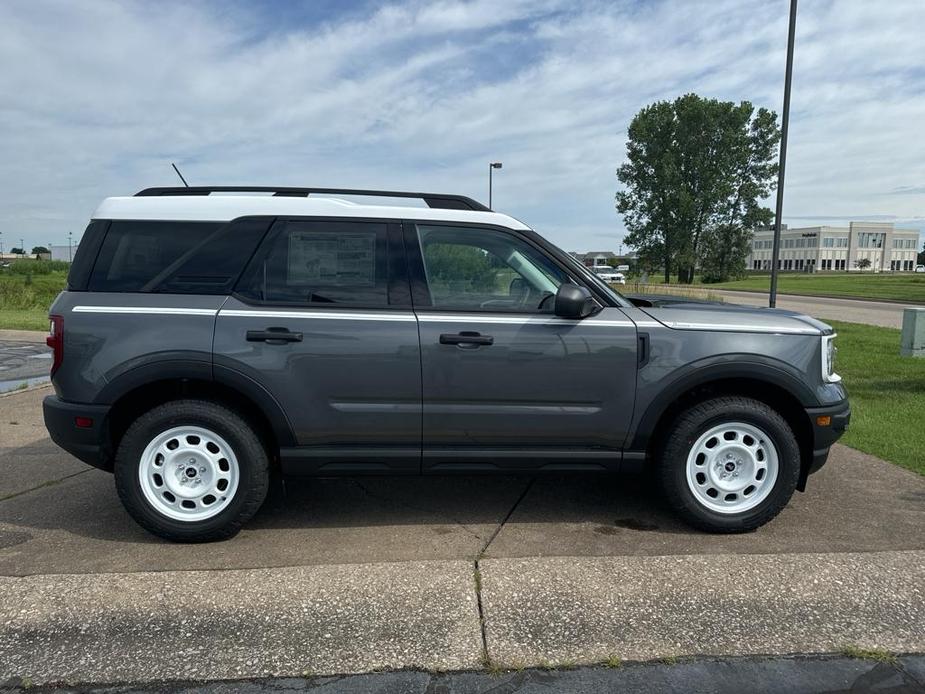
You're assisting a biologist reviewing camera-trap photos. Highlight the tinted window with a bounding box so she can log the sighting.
[88,220,269,294]
[67,220,109,291]
[236,220,389,306]
[417,225,567,311]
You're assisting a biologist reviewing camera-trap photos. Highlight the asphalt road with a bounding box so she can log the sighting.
[0,339,50,394]
[13,655,925,693]
[713,290,916,328]
[1,386,923,686]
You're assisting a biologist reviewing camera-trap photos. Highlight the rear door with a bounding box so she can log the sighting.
[407,222,638,472]
[213,217,421,474]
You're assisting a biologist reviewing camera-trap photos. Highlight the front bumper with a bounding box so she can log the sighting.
[803,399,851,478]
[43,395,113,471]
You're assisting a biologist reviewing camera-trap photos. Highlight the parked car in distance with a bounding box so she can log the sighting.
[592,266,626,284]
[44,186,850,542]
[915,264,925,273]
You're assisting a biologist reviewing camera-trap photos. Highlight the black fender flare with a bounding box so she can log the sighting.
[627,355,817,452]
[93,352,296,447]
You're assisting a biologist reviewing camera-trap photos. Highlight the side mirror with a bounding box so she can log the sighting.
[554,284,597,319]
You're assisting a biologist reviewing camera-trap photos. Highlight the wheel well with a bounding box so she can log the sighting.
[104,379,281,465]
[646,378,813,477]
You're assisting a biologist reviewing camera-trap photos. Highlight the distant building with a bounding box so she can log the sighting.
[49,244,77,262]
[746,222,920,272]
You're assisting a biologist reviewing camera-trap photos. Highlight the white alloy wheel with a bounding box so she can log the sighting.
[138,425,240,521]
[685,421,779,514]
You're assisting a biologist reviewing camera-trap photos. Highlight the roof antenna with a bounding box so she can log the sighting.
[171,162,189,187]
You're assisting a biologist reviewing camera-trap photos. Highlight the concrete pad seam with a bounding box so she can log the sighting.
[349,478,485,544]
[0,469,90,503]
[477,477,534,560]
[0,557,486,582]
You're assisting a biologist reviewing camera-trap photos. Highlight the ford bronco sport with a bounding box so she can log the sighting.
[43,186,850,542]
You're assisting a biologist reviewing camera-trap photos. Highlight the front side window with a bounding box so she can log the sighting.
[416,225,568,312]
[236,220,389,306]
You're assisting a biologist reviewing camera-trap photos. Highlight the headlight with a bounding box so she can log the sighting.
[821,334,841,383]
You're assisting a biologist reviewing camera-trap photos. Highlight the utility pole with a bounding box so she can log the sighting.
[68,231,73,262]
[769,0,798,308]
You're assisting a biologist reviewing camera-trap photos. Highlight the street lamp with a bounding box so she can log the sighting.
[68,231,73,262]
[488,161,502,209]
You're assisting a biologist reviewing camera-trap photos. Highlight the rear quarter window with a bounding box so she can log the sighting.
[87,219,270,294]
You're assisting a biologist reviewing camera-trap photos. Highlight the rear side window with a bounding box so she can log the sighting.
[66,220,109,291]
[235,220,389,306]
[87,219,270,294]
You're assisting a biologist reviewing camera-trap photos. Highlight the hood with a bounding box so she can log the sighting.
[638,302,831,336]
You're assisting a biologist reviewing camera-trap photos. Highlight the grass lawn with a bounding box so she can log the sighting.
[0,265,67,331]
[0,308,49,331]
[638,272,925,303]
[703,273,925,303]
[830,320,925,475]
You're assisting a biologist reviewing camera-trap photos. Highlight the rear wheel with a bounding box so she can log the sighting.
[114,399,269,542]
[658,396,800,532]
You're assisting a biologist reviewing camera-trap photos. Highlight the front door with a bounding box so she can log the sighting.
[407,223,638,472]
[213,217,421,473]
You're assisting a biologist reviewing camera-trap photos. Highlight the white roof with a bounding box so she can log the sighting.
[92,195,531,230]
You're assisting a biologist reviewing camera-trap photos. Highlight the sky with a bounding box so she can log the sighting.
[1,0,923,254]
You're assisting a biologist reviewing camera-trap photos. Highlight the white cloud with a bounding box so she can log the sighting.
[0,0,922,252]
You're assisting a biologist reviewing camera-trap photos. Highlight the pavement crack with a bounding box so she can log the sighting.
[476,477,534,560]
[350,479,485,542]
[472,478,535,671]
[0,469,90,503]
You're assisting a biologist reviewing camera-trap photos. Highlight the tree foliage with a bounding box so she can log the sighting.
[32,246,50,255]
[855,257,872,271]
[616,94,781,283]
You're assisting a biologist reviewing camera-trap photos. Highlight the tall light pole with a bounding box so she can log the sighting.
[769,0,798,308]
[488,161,502,209]
[68,231,73,262]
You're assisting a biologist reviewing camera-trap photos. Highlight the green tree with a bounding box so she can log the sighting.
[855,257,872,271]
[10,247,24,256]
[32,246,50,255]
[616,94,780,283]
[917,241,924,266]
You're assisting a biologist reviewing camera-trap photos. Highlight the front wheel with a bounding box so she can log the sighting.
[114,399,269,542]
[658,396,800,533]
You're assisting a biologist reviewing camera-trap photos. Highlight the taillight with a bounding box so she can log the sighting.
[47,314,63,376]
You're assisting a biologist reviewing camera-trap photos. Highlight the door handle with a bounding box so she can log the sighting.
[439,331,493,346]
[246,327,303,344]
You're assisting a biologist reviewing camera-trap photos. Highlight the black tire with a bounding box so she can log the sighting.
[658,396,800,533]
[114,399,269,542]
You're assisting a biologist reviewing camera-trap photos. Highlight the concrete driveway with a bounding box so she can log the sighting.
[1,386,923,686]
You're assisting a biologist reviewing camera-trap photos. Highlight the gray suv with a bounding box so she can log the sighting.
[43,186,850,542]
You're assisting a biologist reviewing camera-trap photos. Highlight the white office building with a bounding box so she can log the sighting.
[746,222,920,272]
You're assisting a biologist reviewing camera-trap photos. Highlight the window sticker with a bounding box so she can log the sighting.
[287,231,376,286]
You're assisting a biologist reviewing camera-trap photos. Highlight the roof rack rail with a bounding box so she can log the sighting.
[134,186,490,212]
